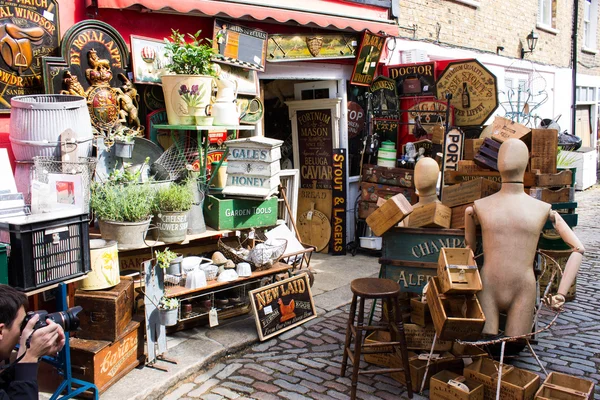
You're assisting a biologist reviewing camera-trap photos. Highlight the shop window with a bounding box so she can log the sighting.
[584,0,598,50]
[538,0,556,28]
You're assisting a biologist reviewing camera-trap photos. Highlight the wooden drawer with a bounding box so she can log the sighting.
[75,276,134,342]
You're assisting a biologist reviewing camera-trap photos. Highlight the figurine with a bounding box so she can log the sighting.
[465,139,584,337]
[116,73,142,131]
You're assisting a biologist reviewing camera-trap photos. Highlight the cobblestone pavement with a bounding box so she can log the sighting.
[164,186,600,400]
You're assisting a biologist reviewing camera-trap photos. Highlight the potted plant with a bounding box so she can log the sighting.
[158,296,179,326]
[109,126,141,158]
[162,29,217,125]
[153,183,194,243]
[155,247,183,275]
[91,182,155,249]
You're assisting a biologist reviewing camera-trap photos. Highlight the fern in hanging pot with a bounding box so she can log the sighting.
[161,29,218,125]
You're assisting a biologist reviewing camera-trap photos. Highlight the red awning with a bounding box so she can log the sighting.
[88,0,399,36]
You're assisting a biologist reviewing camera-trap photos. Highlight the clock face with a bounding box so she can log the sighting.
[297,209,331,252]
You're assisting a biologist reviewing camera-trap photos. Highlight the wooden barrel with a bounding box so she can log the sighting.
[9,95,93,161]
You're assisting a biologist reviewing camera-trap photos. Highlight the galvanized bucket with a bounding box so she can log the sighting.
[158,307,178,326]
[98,218,151,249]
[9,95,93,161]
[154,211,188,243]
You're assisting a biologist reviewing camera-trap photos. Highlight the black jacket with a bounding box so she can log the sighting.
[0,363,38,399]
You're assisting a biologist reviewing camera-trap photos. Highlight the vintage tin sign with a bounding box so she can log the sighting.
[297,109,334,189]
[373,119,399,143]
[350,30,385,87]
[212,19,267,72]
[443,128,464,172]
[384,62,436,98]
[0,0,60,111]
[267,33,357,62]
[436,59,498,127]
[370,75,399,119]
[331,149,347,255]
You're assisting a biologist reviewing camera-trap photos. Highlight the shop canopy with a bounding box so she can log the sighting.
[86,0,400,36]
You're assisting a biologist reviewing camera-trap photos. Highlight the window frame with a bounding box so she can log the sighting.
[538,0,554,28]
[583,0,598,51]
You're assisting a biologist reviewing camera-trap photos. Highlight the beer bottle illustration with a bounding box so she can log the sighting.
[362,46,374,75]
[462,82,471,109]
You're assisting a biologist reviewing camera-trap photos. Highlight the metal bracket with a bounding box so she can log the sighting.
[398,23,418,39]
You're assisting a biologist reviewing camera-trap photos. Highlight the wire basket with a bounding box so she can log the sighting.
[151,134,200,181]
[200,263,219,281]
[218,237,287,271]
[32,156,97,212]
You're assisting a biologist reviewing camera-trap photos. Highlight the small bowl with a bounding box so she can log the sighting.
[196,115,214,126]
[217,269,238,282]
[236,262,252,277]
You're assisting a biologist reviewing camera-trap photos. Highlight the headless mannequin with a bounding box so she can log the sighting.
[465,139,584,337]
[402,157,439,226]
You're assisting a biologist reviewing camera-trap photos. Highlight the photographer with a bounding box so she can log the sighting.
[0,285,65,399]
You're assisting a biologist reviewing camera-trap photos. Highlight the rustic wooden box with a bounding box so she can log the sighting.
[529,129,558,174]
[490,116,531,144]
[361,182,417,204]
[392,351,464,392]
[464,139,485,161]
[204,194,278,230]
[358,201,379,219]
[451,342,488,360]
[445,170,535,188]
[529,187,575,204]
[458,160,487,174]
[426,277,485,341]
[442,178,501,208]
[75,276,134,342]
[404,323,453,351]
[366,193,413,236]
[410,298,431,327]
[474,138,501,171]
[362,164,415,188]
[534,170,573,188]
[437,248,482,294]
[534,372,594,400]
[407,202,451,229]
[430,370,485,400]
[464,358,540,400]
[451,203,472,229]
[70,320,143,393]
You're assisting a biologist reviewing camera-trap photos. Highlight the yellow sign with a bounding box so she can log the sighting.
[436,60,498,127]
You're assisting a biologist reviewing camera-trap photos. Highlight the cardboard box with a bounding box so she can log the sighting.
[442,178,501,208]
[529,129,558,174]
[430,370,485,400]
[464,358,540,400]
[534,371,594,400]
[366,193,413,236]
[490,116,531,144]
[426,277,485,341]
[437,248,482,294]
[410,298,431,327]
[464,139,485,161]
[407,202,451,229]
[451,203,472,229]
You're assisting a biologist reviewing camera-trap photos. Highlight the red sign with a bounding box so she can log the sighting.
[208,130,228,145]
[347,101,365,139]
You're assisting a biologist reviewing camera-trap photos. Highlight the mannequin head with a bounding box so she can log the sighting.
[498,139,528,182]
[414,157,439,201]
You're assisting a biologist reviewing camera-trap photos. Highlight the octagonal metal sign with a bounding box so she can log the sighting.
[436,59,498,127]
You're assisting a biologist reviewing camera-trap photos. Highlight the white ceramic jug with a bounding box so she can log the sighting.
[206,101,241,126]
[215,78,238,102]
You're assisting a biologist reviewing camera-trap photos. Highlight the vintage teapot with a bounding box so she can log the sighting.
[206,99,241,126]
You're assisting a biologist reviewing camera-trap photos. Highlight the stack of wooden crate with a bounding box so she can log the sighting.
[359,164,417,220]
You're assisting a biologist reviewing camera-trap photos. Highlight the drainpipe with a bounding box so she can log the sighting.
[572,0,579,136]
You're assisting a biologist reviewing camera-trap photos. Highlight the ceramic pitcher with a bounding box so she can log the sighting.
[215,78,238,102]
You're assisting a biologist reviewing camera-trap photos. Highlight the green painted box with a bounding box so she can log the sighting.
[0,244,6,285]
[204,195,278,230]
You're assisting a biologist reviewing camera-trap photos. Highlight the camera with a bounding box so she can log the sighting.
[21,306,83,333]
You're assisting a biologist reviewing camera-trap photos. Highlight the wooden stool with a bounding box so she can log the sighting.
[340,278,413,399]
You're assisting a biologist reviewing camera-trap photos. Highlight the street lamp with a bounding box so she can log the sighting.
[520,30,539,58]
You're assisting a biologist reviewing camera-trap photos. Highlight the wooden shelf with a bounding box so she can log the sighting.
[154,124,256,131]
[165,262,291,298]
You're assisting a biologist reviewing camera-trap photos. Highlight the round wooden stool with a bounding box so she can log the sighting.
[340,278,412,399]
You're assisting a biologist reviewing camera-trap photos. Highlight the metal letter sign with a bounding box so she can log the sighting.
[443,128,464,172]
[331,149,346,255]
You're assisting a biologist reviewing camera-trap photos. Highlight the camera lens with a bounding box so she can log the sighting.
[46,306,83,332]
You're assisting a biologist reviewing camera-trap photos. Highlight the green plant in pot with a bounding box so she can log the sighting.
[158,296,179,326]
[91,182,155,249]
[109,126,141,159]
[162,29,217,125]
[155,247,183,275]
[153,183,194,243]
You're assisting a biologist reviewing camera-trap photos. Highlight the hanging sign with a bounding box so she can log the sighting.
[373,119,399,143]
[436,59,498,127]
[296,109,334,190]
[212,19,267,72]
[383,62,435,98]
[331,149,347,256]
[443,128,464,172]
[370,75,399,119]
[347,101,365,139]
[0,0,60,111]
[267,33,357,62]
[350,30,385,87]
[250,273,317,341]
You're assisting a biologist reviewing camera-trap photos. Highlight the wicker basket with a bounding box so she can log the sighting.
[218,237,287,271]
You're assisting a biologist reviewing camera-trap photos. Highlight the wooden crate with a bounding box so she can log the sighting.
[458,160,487,173]
[490,116,531,144]
[430,370,485,400]
[442,178,501,208]
[464,358,540,400]
[426,277,485,341]
[358,200,378,219]
[536,372,595,400]
[445,170,536,187]
[451,342,488,360]
[361,182,418,204]
[362,164,415,188]
[75,277,134,342]
[70,320,144,393]
[392,351,464,392]
[535,170,573,188]
[405,323,453,351]
[410,298,431,327]
[529,187,575,204]
[474,138,501,171]
[366,193,413,236]
[529,129,558,174]
[451,203,472,229]
[437,248,482,294]
[407,202,451,229]
[464,139,485,161]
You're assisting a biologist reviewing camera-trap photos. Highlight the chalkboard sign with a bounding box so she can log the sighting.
[297,109,334,189]
[213,19,268,72]
[249,274,317,341]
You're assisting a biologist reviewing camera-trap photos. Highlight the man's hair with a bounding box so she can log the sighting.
[0,285,28,328]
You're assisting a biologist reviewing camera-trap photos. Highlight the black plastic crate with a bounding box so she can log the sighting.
[0,211,91,291]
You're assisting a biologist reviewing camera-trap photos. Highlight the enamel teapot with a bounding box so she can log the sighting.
[215,78,238,102]
[206,100,241,126]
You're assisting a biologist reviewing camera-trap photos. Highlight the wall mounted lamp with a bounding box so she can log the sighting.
[520,30,539,58]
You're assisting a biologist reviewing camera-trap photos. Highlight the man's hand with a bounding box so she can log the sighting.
[18,316,66,363]
[543,293,566,311]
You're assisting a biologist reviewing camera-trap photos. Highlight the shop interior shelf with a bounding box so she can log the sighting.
[154,124,256,131]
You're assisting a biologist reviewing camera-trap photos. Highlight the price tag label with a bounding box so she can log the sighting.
[209,308,219,327]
